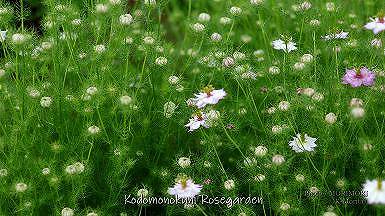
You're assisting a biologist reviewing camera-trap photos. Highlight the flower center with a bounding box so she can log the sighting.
[355,68,362,78]
[298,134,306,147]
[203,85,214,96]
[181,179,187,189]
[196,112,204,121]
[378,179,383,190]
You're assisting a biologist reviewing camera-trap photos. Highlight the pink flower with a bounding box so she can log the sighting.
[342,67,375,87]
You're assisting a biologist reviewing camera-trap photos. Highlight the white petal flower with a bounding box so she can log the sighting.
[272,39,297,52]
[193,87,226,108]
[168,177,202,198]
[322,31,349,40]
[185,113,209,132]
[362,179,385,204]
[365,17,385,35]
[289,133,317,152]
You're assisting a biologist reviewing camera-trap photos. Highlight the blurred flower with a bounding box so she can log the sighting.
[164,101,177,118]
[362,179,385,204]
[365,17,385,34]
[322,31,349,40]
[40,97,52,107]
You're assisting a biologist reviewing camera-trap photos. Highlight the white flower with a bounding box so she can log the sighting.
[278,101,290,111]
[301,54,314,63]
[193,87,226,108]
[88,125,100,134]
[219,17,232,25]
[95,4,108,13]
[71,19,82,25]
[168,76,179,85]
[198,13,211,22]
[310,19,320,26]
[350,98,363,107]
[325,2,335,11]
[155,56,167,65]
[0,30,6,42]
[120,95,133,105]
[178,157,191,168]
[294,62,305,70]
[87,213,98,216]
[254,146,268,157]
[272,154,285,165]
[86,86,98,95]
[224,179,235,190]
[211,33,222,42]
[12,33,26,44]
[185,112,209,132]
[254,174,265,182]
[351,107,365,119]
[272,39,297,52]
[0,169,8,177]
[42,168,50,175]
[296,174,305,182]
[250,0,264,5]
[325,113,337,124]
[143,36,155,44]
[119,14,133,25]
[268,66,280,74]
[192,23,205,32]
[205,109,220,126]
[289,133,317,153]
[365,17,385,34]
[61,207,74,216]
[371,38,382,48]
[362,179,385,204]
[168,177,202,198]
[94,44,106,53]
[15,183,28,192]
[164,101,177,118]
[222,57,235,67]
[322,31,349,40]
[280,203,290,211]
[40,97,52,107]
[229,6,242,15]
[65,162,84,175]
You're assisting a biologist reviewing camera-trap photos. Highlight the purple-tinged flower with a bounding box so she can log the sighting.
[342,67,375,87]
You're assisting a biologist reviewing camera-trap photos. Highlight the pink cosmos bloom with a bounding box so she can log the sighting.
[342,67,375,87]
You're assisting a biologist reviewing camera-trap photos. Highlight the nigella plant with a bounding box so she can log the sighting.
[2,0,385,215]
